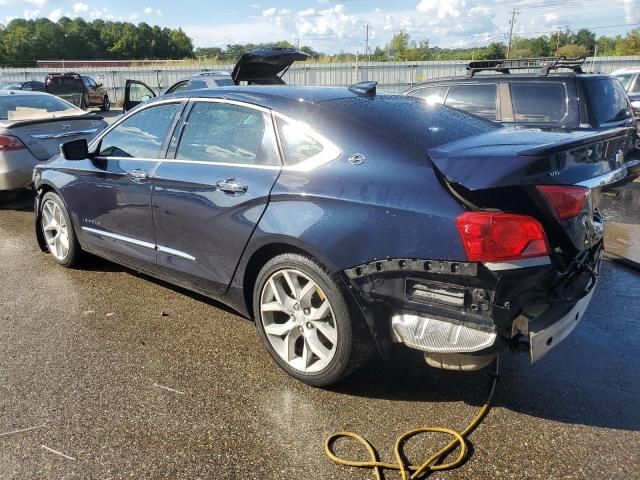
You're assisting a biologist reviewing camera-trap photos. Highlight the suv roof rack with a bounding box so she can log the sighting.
[466,56,586,77]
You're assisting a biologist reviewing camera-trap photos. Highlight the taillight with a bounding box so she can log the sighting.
[536,185,588,220]
[456,212,549,262]
[0,134,26,152]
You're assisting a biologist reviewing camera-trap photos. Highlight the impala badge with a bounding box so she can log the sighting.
[61,123,71,130]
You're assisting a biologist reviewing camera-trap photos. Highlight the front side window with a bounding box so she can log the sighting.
[188,80,208,90]
[175,102,279,166]
[445,84,497,120]
[98,103,180,158]
[510,82,567,123]
[408,85,448,105]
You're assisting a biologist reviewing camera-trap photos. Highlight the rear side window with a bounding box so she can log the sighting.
[445,84,497,120]
[614,74,634,91]
[188,80,208,90]
[408,85,448,105]
[175,102,279,166]
[582,78,632,127]
[99,103,180,158]
[510,82,567,123]
[276,117,326,165]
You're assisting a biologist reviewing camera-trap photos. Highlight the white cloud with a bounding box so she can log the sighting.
[47,7,62,21]
[73,2,88,13]
[128,12,139,21]
[262,7,277,17]
[24,8,40,19]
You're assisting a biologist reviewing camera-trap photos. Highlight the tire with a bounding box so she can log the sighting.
[40,192,82,267]
[100,95,111,112]
[253,253,373,387]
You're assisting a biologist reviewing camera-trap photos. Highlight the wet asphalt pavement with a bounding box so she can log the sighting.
[1,186,639,480]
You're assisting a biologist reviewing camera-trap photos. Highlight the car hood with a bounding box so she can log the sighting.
[231,48,310,85]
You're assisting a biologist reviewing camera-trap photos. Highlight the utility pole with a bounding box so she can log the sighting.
[506,9,519,59]
[363,23,370,61]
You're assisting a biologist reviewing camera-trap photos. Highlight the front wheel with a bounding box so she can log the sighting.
[253,253,372,387]
[100,95,111,111]
[40,192,82,267]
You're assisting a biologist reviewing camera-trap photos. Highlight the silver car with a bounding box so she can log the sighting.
[0,90,107,191]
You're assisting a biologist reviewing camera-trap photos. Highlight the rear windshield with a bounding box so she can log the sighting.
[509,82,567,123]
[0,95,78,121]
[324,95,499,148]
[46,76,84,93]
[582,78,632,127]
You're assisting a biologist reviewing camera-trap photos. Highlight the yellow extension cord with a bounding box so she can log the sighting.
[324,357,500,480]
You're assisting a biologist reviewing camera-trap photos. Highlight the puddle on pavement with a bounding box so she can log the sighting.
[599,180,640,264]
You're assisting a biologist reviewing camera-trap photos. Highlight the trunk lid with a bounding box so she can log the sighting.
[429,127,634,257]
[232,47,310,85]
[4,115,106,160]
[428,127,634,190]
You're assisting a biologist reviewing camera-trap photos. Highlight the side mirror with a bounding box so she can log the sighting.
[61,139,89,160]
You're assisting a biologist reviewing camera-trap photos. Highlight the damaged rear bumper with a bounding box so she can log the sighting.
[344,244,602,369]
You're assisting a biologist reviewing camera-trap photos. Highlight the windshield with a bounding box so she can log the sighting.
[0,94,81,121]
[613,74,634,91]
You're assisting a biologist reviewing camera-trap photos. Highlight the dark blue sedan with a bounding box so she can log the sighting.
[33,84,627,386]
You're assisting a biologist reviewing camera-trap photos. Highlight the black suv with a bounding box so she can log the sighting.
[405,57,639,183]
[405,57,635,130]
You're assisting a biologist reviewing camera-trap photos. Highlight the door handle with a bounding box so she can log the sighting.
[127,168,149,182]
[216,178,248,195]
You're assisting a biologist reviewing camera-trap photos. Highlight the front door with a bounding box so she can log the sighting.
[63,101,184,268]
[124,80,157,112]
[152,99,282,293]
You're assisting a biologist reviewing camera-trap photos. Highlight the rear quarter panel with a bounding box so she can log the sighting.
[234,107,466,288]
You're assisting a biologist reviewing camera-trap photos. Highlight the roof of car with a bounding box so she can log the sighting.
[161,85,386,107]
[409,72,614,87]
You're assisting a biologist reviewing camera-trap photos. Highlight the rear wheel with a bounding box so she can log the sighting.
[40,192,81,267]
[253,253,372,387]
[100,95,111,111]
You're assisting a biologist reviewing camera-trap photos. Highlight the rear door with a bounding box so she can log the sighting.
[151,99,281,293]
[124,80,156,112]
[65,100,184,268]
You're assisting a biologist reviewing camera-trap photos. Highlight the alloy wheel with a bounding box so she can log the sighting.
[260,269,338,373]
[41,199,70,261]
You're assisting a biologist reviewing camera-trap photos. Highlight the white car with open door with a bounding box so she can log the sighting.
[123,47,310,111]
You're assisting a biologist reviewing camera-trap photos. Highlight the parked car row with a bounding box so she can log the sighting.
[1,53,638,386]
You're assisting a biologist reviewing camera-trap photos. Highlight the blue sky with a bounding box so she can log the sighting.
[1,0,639,53]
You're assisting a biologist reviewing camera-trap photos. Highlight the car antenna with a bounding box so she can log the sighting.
[349,81,377,96]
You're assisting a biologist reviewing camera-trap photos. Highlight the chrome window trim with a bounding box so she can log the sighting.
[272,111,342,172]
[82,227,196,260]
[90,156,281,171]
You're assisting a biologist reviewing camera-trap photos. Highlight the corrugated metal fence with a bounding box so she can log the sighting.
[1,56,639,105]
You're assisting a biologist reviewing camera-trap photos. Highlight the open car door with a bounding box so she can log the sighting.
[124,80,156,112]
[231,47,310,85]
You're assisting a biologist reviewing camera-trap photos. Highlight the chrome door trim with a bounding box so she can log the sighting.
[156,245,196,261]
[30,128,99,139]
[82,226,155,249]
[82,226,196,261]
